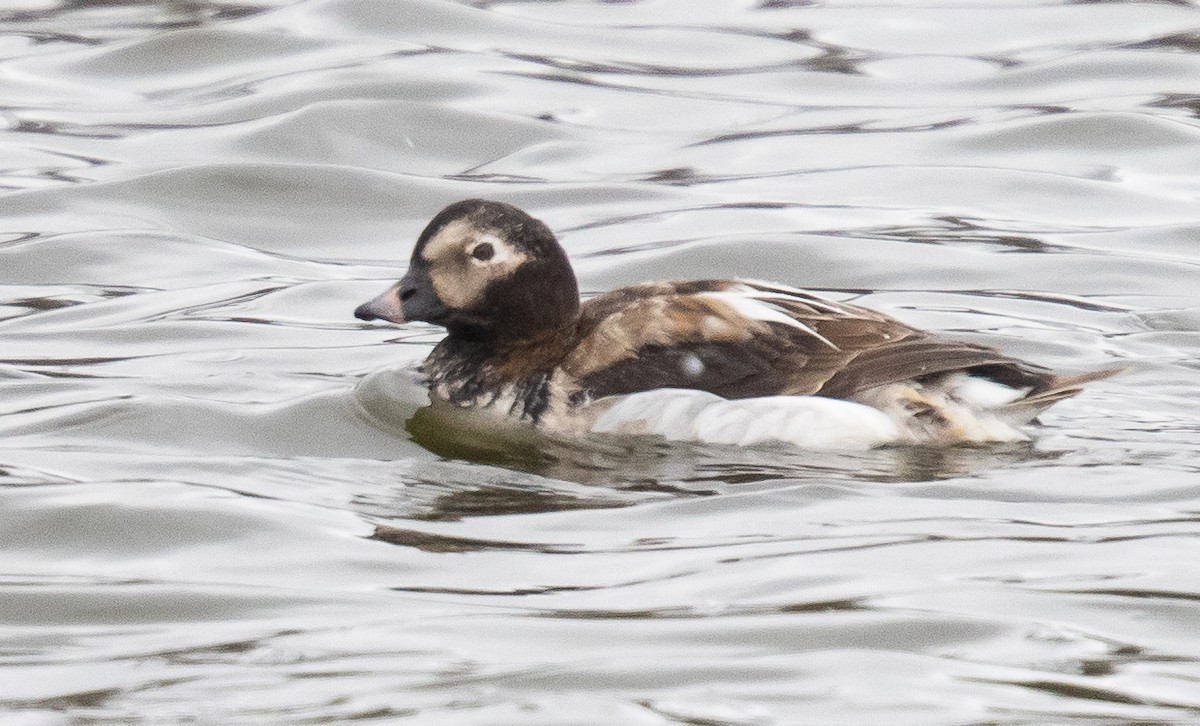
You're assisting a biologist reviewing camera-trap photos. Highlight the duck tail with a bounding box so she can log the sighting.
[1001,366,1125,424]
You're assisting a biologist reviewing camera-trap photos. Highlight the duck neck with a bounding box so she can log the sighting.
[424,321,579,422]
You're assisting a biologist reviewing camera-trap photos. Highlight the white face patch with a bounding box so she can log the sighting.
[466,232,522,268]
[420,220,530,310]
[421,219,472,263]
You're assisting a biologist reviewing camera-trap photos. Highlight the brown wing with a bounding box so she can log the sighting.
[563,280,1059,402]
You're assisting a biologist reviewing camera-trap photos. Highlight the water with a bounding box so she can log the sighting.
[2,0,1200,723]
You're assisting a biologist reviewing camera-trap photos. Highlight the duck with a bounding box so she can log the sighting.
[354,199,1118,449]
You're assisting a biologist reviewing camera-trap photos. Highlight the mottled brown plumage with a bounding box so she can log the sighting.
[354,199,1119,447]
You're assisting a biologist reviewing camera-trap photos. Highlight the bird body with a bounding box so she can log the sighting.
[355,199,1116,449]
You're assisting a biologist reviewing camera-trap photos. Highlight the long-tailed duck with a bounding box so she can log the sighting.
[354,199,1117,449]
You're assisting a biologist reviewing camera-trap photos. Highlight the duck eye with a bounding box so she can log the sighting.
[470,242,495,262]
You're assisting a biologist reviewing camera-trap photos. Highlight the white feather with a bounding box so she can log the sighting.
[735,280,855,315]
[698,289,840,350]
[946,372,1028,408]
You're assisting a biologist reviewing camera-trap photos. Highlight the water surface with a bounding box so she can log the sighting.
[3,1,1200,724]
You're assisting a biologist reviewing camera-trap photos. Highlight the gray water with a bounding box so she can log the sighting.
[2,1,1200,724]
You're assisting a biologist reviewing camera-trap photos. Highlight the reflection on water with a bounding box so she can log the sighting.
[2,0,1200,724]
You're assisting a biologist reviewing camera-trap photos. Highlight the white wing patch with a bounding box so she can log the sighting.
[699,287,841,350]
[735,280,858,315]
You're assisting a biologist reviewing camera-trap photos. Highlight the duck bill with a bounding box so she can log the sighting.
[354,283,406,324]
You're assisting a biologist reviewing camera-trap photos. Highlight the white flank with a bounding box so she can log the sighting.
[589,389,901,450]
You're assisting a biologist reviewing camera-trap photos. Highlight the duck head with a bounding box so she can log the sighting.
[354,199,581,342]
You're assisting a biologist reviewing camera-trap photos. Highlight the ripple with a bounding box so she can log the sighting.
[2,0,1200,723]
